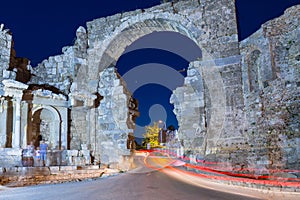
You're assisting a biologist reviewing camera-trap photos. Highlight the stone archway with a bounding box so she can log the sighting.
[71,0,243,164]
[31,105,61,149]
[88,17,205,164]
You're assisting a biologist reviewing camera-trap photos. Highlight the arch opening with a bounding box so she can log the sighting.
[93,17,202,79]
[113,31,203,146]
[31,106,61,149]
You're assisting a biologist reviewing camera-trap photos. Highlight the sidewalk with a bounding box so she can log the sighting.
[0,165,121,187]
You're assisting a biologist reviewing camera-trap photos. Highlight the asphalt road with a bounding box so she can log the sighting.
[0,154,298,200]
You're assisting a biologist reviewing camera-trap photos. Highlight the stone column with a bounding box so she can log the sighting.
[12,97,21,148]
[0,97,8,147]
[60,107,68,150]
[21,101,29,148]
[54,120,61,149]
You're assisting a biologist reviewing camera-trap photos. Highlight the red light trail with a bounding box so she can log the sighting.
[142,149,300,188]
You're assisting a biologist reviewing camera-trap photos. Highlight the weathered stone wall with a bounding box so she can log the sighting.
[171,55,245,160]
[170,4,300,175]
[197,0,239,58]
[0,24,31,85]
[237,5,300,174]
[31,56,71,95]
[245,80,299,172]
[170,62,206,154]
[0,24,14,90]
[29,26,88,95]
[29,47,74,95]
[96,67,133,163]
[69,108,88,150]
[0,27,16,147]
[0,148,22,167]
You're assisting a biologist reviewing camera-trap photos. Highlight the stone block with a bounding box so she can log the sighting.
[67,150,79,157]
[6,148,22,156]
[80,150,90,156]
[60,166,77,171]
[81,144,88,150]
[4,167,18,174]
[50,166,60,172]
[74,157,86,166]
[86,165,100,170]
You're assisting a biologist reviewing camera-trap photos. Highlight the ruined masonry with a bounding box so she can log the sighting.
[0,0,299,177]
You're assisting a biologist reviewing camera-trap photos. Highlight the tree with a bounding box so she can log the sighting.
[142,122,160,148]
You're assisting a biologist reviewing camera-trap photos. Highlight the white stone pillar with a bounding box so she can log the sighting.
[12,97,21,148]
[21,102,29,148]
[54,120,61,149]
[0,98,8,147]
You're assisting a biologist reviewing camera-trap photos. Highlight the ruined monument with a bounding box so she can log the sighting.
[0,0,299,178]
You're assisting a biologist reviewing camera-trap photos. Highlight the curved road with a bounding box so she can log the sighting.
[0,154,298,200]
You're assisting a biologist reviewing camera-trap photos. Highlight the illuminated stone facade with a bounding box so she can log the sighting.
[0,1,299,177]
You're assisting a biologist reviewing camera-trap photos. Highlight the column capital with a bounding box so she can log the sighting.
[2,79,28,99]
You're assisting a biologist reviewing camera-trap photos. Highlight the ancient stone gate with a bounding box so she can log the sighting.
[81,0,242,164]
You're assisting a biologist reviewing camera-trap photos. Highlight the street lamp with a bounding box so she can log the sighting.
[158,120,166,145]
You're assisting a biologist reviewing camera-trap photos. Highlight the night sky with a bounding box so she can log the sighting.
[1,0,299,138]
